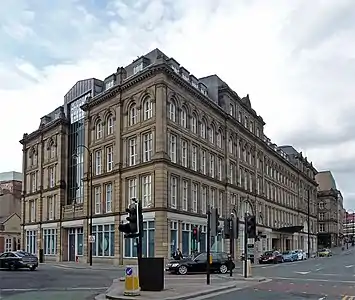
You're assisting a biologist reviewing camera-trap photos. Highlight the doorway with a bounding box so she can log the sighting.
[68,233,75,261]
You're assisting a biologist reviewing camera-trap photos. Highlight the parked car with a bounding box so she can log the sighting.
[259,251,284,264]
[294,249,307,260]
[318,248,332,257]
[282,250,298,262]
[0,251,38,271]
[165,252,235,275]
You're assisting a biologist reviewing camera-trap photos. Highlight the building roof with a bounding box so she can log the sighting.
[0,171,22,182]
[315,171,337,191]
[0,213,19,224]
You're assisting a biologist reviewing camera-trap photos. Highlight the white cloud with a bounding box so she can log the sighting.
[1,0,355,208]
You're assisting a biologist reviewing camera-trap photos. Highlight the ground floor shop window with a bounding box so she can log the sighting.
[92,224,115,257]
[77,227,83,255]
[5,238,12,252]
[182,223,190,255]
[170,221,178,258]
[43,229,57,255]
[124,221,155,258]
[26,230,37,254]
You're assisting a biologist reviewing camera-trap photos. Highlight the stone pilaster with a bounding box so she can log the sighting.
[152,83,169,160]
[154,210,168,258]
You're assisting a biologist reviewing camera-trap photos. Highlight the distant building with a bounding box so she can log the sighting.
[0,171,22,252]
[315,171,344,248]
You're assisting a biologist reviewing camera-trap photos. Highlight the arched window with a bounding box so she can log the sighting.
[191,114,197,134]
[228,138,233,154]
[216,131,222,148]
[208,126,214,143]
[96,120,103,139]
[168,99,176,121]
[129,103,137,126]
[200,119,207,139]
[180,107,187,128]
[107,115,114,135]
[142,97,152,120]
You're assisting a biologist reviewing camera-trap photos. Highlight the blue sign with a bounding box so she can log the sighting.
[126,267,133,276]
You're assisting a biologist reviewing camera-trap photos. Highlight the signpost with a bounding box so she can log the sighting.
[124,265,140,296]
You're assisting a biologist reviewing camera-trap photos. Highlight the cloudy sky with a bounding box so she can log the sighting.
[1,0,354,208]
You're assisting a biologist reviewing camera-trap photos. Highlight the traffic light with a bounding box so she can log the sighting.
[192,226,199,241]
[234,217,239,239]
[246,215,256,238]
[119,202,139,238]
[224,219,231,239]
[211,208,219,236]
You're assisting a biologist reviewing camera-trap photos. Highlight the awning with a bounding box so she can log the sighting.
[273,225,303,234]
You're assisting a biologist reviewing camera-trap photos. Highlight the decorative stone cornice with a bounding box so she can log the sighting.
[20,118,69,146]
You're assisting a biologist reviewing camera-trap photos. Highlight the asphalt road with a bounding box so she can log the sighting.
[207,248,355,300]
[0,264,122,300]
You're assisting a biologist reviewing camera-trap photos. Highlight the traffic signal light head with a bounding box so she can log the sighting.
[246,215,256,238]
[119,202,140,238]
[192,226,199,241]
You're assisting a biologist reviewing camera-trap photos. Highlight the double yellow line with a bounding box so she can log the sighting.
[342,296,355,300]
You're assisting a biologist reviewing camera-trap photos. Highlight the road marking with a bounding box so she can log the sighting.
[346,265,354,268]
[294,271,310,275]
[315,268,322,271]
[0,287,109,292]
[273,277,355,284]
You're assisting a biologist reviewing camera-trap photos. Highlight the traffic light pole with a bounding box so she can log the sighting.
[206,210,211,285]
[137,200,143,276]
[244,213,248,278]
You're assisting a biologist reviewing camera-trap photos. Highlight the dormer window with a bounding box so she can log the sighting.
[201,89,207,96]
[238,111,242,123]
[182,74,189,81]
[133,63,143,75]
[105,80,114,90]
[171,65,179,73]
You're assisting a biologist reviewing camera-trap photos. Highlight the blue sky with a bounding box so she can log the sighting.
[1,0,355,208]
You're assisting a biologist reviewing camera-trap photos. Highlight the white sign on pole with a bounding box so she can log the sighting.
[89,235,95,243]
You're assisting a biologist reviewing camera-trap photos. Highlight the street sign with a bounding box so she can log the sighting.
[124,265,140,296]
[88,235,95,243]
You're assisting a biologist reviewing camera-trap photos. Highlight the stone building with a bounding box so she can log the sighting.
[315,170,344,247]
[0,171,22,252]
[20,48,318,264]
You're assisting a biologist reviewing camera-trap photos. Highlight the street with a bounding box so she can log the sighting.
[0,264,122,300]
[207,249,355,300]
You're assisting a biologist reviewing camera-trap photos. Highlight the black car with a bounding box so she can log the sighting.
[165,252,235,275]
[259,250,284,264]
[0,251,38,271]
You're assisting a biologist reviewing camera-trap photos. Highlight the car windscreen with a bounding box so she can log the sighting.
[16,251,32,257]
[282,251,290,255]
[263,251,273,256]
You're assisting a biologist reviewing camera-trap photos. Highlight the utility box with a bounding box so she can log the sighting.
[139,257,164,291]
[39,249,44,263]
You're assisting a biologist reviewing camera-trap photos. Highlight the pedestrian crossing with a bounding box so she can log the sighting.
[342,296,355,300]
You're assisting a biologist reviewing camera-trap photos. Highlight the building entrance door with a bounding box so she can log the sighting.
[68,233,75,261]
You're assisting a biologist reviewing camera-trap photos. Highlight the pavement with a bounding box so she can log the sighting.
[96,275,265,300]
[207,246,355,300]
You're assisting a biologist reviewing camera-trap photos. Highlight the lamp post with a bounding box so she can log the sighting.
[307,189,311,259]
[75,145,93,266]
[348,209,355,247]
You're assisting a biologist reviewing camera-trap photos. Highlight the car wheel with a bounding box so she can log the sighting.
[178,265,188,275]
[219,264,228,274]
[9,264,16,271]
[29,266,37,271]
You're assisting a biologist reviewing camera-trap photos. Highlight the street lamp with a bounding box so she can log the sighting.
[74,144,93,266]
[307,189,311,259]
[348,209,355,247]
